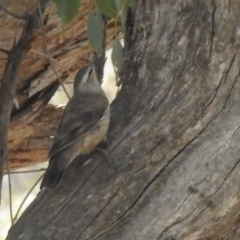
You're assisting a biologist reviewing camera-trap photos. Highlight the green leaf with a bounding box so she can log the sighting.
[114,0,124,23]
[111,37,123,79]
[53,0,81,25]
[95,0,118,19]
[114,0,132,25]
[95,10,105,31]
[87,13,104,56]
[96,0,133,25]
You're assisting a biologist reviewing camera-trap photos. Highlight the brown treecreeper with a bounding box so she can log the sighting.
[40,64,110,189]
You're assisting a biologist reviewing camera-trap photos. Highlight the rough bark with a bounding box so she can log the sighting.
[6,0,240,239]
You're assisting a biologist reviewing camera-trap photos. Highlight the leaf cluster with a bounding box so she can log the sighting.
[52,0,134,80]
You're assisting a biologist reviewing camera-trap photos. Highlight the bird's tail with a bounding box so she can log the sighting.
[40,160,63,189]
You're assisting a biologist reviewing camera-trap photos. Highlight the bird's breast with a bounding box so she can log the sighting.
[76,105,110,155]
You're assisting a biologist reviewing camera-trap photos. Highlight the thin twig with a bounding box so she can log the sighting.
[6,0,29,224]
[7,159,13,225]
[8,168,46,174]
[0,48,9,55]
[30,39,88,58]
[38,1,71,100]
[12,0,29,47]
[13,173,44,223]
[30,49,72,77]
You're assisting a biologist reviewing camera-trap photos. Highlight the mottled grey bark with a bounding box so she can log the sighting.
[7,1,240,239]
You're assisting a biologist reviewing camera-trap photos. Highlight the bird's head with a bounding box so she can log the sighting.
[74,64,101,94]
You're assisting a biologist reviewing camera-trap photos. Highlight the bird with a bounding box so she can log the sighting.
[40,63,110,189]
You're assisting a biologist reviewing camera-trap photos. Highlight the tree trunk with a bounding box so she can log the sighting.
[7,0,240,239]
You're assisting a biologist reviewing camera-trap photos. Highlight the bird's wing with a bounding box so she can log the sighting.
[48,94,108,157]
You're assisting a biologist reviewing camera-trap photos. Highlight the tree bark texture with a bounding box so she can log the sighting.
[7,0,240,239]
